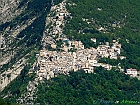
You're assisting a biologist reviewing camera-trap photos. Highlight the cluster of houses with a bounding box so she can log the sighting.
[36,43,140,81]
[125,68,140,78]
[35,0,140,81]
[36,48,94,80]
[36,39,137,80]
[97,41,121,59]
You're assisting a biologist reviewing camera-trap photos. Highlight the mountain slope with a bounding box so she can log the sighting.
[36,69,140,105]
[0,0,53,91]
[0,0,62,103]
[64,0,140,69]
[0,0,140,104]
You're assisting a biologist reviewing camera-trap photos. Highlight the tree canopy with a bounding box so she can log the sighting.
[35,68,140,105]
[64,0,140,69]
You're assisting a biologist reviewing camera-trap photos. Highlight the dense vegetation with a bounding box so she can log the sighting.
[35,68,140,105]
[0,97,20,105]
[64,0,140,69]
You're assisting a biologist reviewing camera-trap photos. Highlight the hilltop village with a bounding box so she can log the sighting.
[34,0,140,81]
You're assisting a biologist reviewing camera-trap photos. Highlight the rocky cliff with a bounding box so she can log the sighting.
[0,0,53,91]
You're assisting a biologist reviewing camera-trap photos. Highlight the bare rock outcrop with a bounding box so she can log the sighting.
[0,0,27,24]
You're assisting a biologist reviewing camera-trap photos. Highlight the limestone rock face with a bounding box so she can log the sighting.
[0,0,28,68]
[0,0,54,95]
[0,0,37,91]
[0,0,26,24]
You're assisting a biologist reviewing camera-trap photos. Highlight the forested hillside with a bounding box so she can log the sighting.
[35,68,140,105]
[0,97,19,105]
[64,0,140,69]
